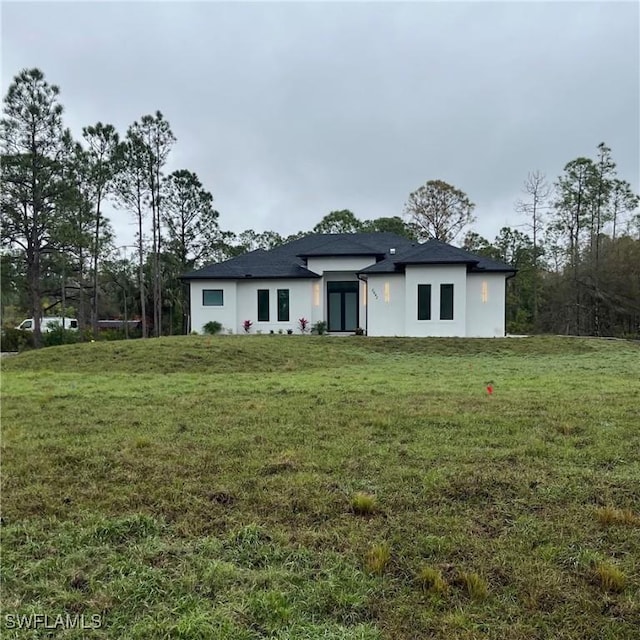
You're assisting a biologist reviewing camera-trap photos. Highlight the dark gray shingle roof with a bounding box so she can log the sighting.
[359,239,515,274]
[182,233,414,280]
[182,234,514,280]
[182,249,320,280]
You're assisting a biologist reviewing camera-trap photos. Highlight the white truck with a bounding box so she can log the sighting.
[17,317,79,332]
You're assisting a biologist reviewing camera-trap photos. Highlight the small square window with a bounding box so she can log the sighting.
[203,289,224,306]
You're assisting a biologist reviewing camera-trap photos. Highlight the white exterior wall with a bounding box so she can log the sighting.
[465,273,507,337]
[404,265,468,337]
[310,281,324,326]
[190,280,238,333]
[236,279,314,334]
[189,265,508,338]
[365,274,406,336]
[306,256,376,275]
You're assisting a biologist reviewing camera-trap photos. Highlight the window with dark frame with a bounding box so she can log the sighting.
[277,289,290,322]
[202,289,224,306]
[257,289,270,321]
[417,284,431,320]
[440,284,454,320]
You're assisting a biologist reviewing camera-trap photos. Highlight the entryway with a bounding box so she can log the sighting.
[327,281,359,332]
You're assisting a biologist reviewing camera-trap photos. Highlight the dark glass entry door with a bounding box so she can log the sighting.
[327,281,358,332]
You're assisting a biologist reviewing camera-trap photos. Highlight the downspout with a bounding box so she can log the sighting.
[505,271,517,336]
[357,273,368,336]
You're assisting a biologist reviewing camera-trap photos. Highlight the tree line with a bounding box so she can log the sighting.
[1,68,639,345]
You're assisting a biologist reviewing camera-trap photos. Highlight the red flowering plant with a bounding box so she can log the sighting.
[298,317,309,333]
[243,320,253,334]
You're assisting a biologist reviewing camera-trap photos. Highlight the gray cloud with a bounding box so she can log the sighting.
[2,1,638,244]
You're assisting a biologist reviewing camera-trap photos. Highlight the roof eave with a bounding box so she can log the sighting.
[468,267,517,274]
[297,251,387,258]
[181,273,322,280]
[396,259,479,267]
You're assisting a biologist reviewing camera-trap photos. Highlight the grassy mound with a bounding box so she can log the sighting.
[2,336,639,639]
[3,334,633,375]
[0,334,369,374]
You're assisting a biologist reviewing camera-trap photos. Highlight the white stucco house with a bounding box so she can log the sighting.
[182,232,516,337]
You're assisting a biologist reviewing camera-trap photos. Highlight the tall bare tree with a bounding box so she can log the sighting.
[516,171,550,323]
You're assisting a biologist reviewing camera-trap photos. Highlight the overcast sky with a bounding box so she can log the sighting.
[2,1,639,246]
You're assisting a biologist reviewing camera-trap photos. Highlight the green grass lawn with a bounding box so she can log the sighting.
[1,336,639,639]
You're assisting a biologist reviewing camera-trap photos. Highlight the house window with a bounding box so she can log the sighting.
[417,284,431,320]
[203,289,224,306]
[277,289,289,321]
[257,289,270,321]
[481,281,488,303]
[440,284,454,320]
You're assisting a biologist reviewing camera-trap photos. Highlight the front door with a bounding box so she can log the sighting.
[327,281,358,332]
